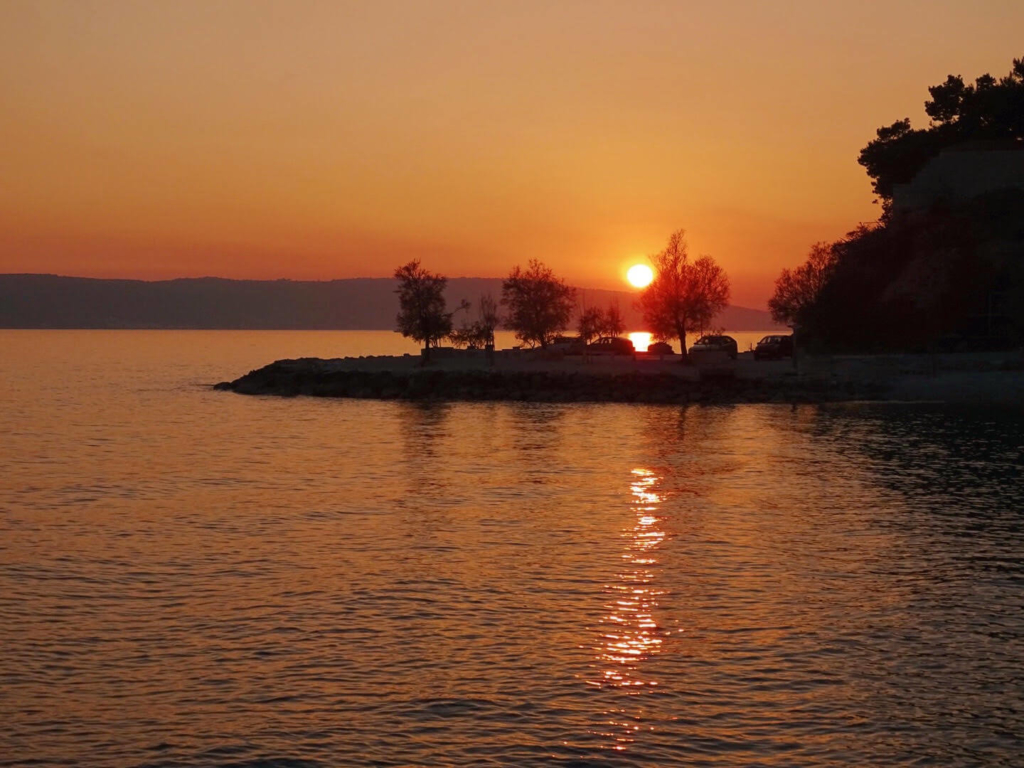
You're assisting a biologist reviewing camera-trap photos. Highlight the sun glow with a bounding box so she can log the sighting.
[629,332,652,352]
[626,264,653,288]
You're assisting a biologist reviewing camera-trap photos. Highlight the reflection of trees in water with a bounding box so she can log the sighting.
[573,403,1023,762]
[508,401,566,433]
[640,403,736,452]
[807,406,1024,530]
[398,401,452,454]
[396,401,454,503]
[636,404,756,500]
[635,403,1023,528]
[507,403,566,470]
[785,405,1024,762]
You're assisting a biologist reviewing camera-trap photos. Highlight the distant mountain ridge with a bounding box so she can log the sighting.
[0,274,782,331]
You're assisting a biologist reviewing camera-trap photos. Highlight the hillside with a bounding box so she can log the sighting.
[0,274,782,331]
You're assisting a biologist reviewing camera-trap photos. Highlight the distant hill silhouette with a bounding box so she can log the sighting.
[0,274,782,331]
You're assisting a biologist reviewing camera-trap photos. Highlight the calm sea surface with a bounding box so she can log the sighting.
[1,330,1022,767]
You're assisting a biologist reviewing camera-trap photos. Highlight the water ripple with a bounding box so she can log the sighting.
[1,332,1022,767]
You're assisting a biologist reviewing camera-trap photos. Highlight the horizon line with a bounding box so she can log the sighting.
[0,272,772,312]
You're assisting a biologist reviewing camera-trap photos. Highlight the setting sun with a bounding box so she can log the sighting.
[626,264,654,289]
[629,332,652,352]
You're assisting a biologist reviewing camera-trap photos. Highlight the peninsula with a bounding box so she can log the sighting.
[214,348,1024,407]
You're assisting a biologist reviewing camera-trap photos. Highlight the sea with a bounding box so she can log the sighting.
[1,330,1022,768]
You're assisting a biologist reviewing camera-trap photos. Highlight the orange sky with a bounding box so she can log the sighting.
[2,1,1022,308]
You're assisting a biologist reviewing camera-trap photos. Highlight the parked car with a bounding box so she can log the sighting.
[587,336,635,355]
[549,335,585,354]
[647,341,674,356]
[689,335,738,359]
[753,334,794,360]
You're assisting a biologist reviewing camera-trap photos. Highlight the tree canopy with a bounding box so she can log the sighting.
[501,260,576,348]
[779,194,1024,352]
[576,305,603,345]
[638,230,730,360]
[859,58,1024,208]
[601,302,625,338]
[768,242,838,327]
[773,57,1024,353]
[450,293,500,349]
[394,260,466,356]
[577,301,626,344]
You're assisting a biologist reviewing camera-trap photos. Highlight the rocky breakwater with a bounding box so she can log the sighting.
[214,357,887,405]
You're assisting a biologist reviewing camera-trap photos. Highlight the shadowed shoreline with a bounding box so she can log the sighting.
[213,353,1024,406]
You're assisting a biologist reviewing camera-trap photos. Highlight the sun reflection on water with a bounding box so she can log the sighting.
[588,467,668,684]
[583,468,670,752]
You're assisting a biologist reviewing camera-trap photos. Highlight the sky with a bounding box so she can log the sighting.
[1,0,1022,308]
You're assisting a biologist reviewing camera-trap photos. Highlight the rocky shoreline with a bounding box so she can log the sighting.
[214,357,890,404]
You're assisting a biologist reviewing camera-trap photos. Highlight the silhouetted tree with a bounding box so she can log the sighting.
[638,230,730,361]
[577,304,603,345]
[394,260,467,360]
[448,325,476,349]
[501,260,576,348]
[451,293,500,349]
[789,194,1024,352]
[600,302,626,337]
[859,57,1024,210]
[768,242,838,327]
[776,56,1024,352]
[477,293,499,348]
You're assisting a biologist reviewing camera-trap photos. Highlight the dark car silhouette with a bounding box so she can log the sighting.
[587,336,635,355]
[754,334,794,361]
[549,335,585,354]
[647,341,674,356]
[689,335,738,360]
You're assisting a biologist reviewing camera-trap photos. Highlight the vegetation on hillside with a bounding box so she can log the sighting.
[771,57,1024,352]
[859,58,1024,211]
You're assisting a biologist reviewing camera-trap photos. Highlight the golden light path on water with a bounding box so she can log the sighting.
[586,467,668,751]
